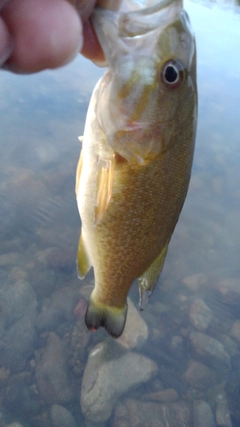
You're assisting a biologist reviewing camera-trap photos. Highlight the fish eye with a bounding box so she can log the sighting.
[161,60,184,89]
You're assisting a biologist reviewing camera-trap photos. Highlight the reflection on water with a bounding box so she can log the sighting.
[0,1,240,426]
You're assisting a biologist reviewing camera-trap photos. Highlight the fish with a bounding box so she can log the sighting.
[75,0,197,338]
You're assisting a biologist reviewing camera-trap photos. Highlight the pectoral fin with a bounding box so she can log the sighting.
[77,229,92,279]
[75,149,83,196]
[138,244,168,310]
[94,154,115,225]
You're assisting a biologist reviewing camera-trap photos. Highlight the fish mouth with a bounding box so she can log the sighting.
[92,0,183,62]
[118,0,183,36]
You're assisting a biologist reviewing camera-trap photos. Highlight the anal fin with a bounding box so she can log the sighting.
[94,154,115,225]
[77,229,92,279]
[138,243,168,310]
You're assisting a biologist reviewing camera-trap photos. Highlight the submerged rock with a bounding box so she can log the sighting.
[112,399,191,427]
[193,400,215,427]
[85,422,106,427]
[189,331,231,370]
[215,392,232,427]
[81,342,158,422]
[50,404,77,427]
[189,298,213,331]
[36,332,73,405]
[0,279,36,327]
[4,373,40,417]
[0,279,37,372]
[0,252,25,267]
[141,388,178,402]
[0,315,37,373]
[230,320,240,344]
[116,298,149,350]
[28,411,52,427]
[6,423,25,427]
[35,286,80,332]
[182,273,207,292]
[184,360,217,390]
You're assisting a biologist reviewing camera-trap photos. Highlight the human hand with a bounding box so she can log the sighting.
[0,0,104,73]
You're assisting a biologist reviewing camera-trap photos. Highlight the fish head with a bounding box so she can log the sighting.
[92,0,197,163]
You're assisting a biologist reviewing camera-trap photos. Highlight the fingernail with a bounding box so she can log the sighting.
[92,58,107,67]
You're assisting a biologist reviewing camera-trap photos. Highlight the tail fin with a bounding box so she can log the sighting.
[85,298,128,339]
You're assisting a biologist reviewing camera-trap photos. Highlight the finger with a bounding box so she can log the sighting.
[1,0,82,73]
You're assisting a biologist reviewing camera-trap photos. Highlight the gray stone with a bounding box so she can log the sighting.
[189,331,231,369]
[213,278,240,298]
[0,279,36,327]
[0,280,37,372]
[141,388,178,402]
[35,286,80,332]
[184,360,217,390]
[0,252,25,266]
[193,400,215,427]
[50,405,77,427]
[189,299,213,331]
[116,298,148,350]
[85,422,106,427]
[45,247,75,270]
[0,367,10,385]
[28,411,52,427]
[230,320,240,343]
[36,332,73,405]
[81,342,158,422]
[182,274,207,292]
[218,334,239,357]
[0,315,37,372]
[6,423,25,427]
[215,392,232,427]
[4,374,40,417]
[112,399,191,427]
[30,267,56,299]
[0,410,6,427]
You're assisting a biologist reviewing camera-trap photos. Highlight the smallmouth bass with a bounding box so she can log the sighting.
[76,0,197,338]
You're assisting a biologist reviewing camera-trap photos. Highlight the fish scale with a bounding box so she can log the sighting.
[75,0,197,338]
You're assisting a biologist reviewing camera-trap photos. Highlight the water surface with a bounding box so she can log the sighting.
[0,1,240,426]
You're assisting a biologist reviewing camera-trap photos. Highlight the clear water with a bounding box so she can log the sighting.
[0,1,240,426]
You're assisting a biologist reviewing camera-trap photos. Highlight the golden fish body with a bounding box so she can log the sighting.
[76,0,197,338]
